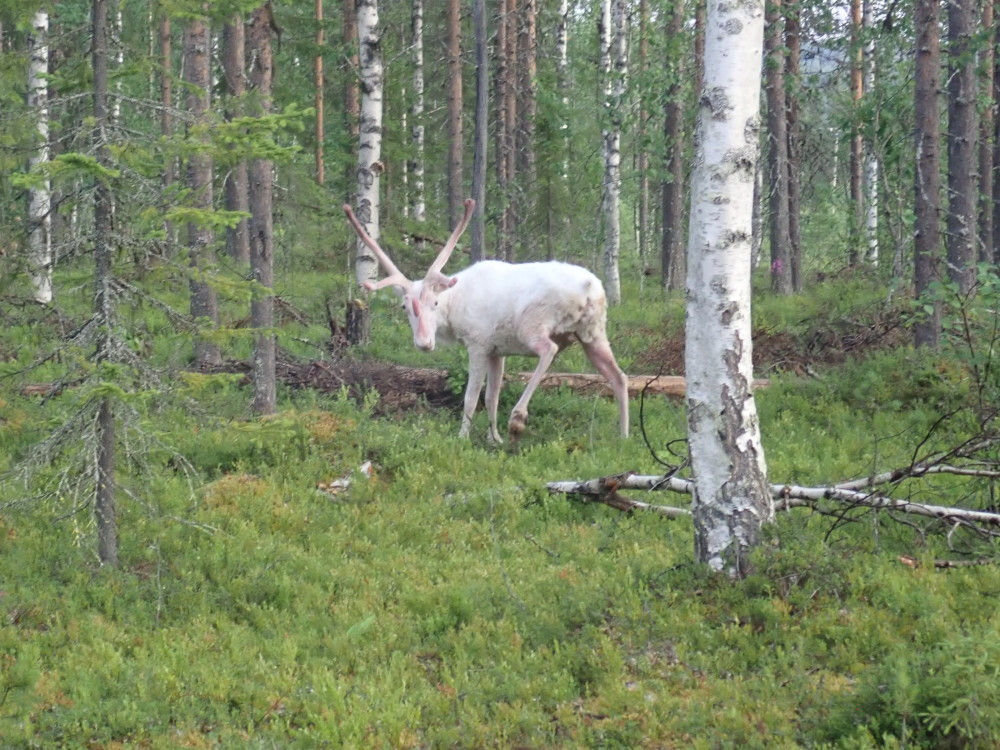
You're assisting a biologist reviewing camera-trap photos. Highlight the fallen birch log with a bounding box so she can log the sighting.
[547,471,1000,529]
[515,372,770,398]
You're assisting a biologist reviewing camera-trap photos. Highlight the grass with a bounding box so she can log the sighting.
[1,266,1000,748]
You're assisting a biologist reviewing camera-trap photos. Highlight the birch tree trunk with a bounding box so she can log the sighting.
[863,0,879,265]
[93,0,118,567]
[27,9,52,304]
[158,8,175,246]
[184,13,220,367]
[470,0,487,262]
[685,0,771,576]
[409,0,426,225]
[914,0,942,348]
[353,0,382,292]
[248,4,276,415]
[946,0,977,294]
[848,0,863,266]
[600,0,626,305]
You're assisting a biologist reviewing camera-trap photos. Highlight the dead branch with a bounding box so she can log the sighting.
[547,470,1000,531]
[516,372,770,398]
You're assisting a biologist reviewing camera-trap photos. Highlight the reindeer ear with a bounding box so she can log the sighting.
[426,271,457,293]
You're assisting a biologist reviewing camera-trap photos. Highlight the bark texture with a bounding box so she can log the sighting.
[946,0,977,293]
[684,0,772,576]
[354,0,382,290]
[28,9,52,304]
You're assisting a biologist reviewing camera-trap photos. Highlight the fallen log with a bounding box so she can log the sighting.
[514,372,770,398]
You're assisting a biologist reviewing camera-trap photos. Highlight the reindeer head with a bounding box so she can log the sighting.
[343,199,475,351]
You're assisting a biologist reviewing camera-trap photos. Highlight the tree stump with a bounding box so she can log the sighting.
[346,298,371,345]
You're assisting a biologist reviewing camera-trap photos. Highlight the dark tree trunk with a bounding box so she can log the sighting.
[222,16,250,264]
[446,0,464,228]
[947,0,978,293]
[248,4,276,415]
[93,0,118,567]
[914,0,942,348]
[785,0,803,291]
[980,0,995,263]
[343,0,359,203]
[660,0,686,291]
[516,0,537,253]
[495,0,517,261]
[315,0,325,186]
[765,0,792,294]
[184,14,220,367]
[470,0,487,262]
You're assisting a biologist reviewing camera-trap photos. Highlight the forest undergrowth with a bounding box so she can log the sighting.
[1,273,999,749]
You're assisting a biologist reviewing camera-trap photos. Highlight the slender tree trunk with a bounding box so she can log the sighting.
[685,0,771,577]
[93,0,118,568]
[555,0,570,261]
[914,0,942,348]
[516,0,537,250]
[496,0,516,261]
[248,4,276,415]
[978,0,994,263]
[28,9,52,304]
[849,0,864,266]
[993,1,1000,264]
[637,0,650,272]
[863,0,879,265]
[353,0,382,297]
[158,7,175,246]
[785,0,803,290]
[661,0,686,292]
[947,0,977,294]
[315,0,325,185]
[184,13,220,367]
[470,0,487,262]
[222,16,250,264]
[600,0,626,305]
[446,0,464,228]
[765,0,792,295]
[343,0,359,203]
[410,0,426,225]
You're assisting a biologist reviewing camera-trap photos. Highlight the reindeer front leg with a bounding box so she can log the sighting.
[459,350,488,439]
[484,354,505,443]
[508,337,559,440]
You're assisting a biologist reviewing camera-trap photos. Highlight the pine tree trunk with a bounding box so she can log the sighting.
[914,0,942,348]
[222,16,250,264]
[495,0,516,261]
[27,9,52,304]
[947,0,978,294]
[248,4,276,415]
[637,0,650,273]
[660,0,686,292]
[785,0,803,290]
[765,0,792,295]
[470,0,487,263]
[516,0,537,252]
[446,0,464,228]
[184,14,220,367]
[158,9,175,246]
[343,0,359,203]
[315,0,325,185]
[978,0,994,263]
[685,0,771,577]
[92,0,118,568]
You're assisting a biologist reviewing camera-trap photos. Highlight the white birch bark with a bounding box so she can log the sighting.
[685,0,772,576]
[557,0,569,181]
[27,9,52,304]
[863,0,879,264]
[600,0,626,305]
[409,0,425,224]
[355,0,383,288]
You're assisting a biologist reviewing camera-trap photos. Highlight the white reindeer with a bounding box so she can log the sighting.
[343,199,629,442]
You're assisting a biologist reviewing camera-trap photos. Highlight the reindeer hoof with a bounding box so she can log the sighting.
[508,411,527,441]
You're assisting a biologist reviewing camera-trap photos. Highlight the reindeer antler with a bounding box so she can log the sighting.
[343,203,412,292]
[426,199,476,279]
